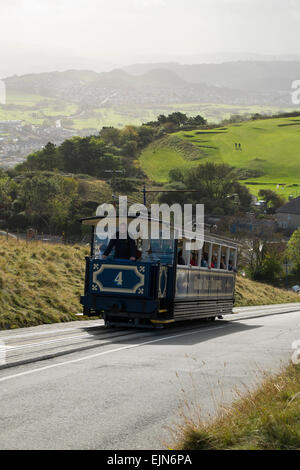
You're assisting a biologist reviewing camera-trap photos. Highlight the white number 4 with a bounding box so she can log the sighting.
[114,272,123,286]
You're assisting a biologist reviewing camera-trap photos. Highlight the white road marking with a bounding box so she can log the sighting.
[0,325,227,383]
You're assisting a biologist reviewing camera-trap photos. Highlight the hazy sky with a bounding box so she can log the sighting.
[1,0,300,76]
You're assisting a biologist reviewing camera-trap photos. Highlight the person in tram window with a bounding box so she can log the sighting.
[177,250,185,265]
[211,255,217,269]
[220,256,227,270]
[228,260,234,271]
[102,223,136,261]
[201,253,209,268]
[190,252,198,266]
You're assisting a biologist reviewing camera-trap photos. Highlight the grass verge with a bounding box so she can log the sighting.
[0,238,88,329]
[174,363,300,450]
[235,276,300,307]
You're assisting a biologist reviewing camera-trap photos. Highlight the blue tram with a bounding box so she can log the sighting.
[80,215,238,327]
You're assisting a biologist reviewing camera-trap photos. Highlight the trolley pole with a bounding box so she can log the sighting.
[104,169,126,206]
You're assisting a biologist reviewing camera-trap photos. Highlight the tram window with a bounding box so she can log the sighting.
[176,241,185,266]
[201,253,209,268]
[93,235,112,259]
[144,238,175,263]
[177,249,185,266]
[190,252,198,267]
[220,248,227,270]
[211,251,217,269]
[201,243,209,268]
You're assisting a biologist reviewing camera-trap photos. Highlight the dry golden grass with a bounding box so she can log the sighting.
[235,276,300,307]
[0,238,89,329]
[174,363,300,450]
[0,238,299,329]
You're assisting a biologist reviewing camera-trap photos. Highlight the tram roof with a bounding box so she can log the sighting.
[80,215,240,249]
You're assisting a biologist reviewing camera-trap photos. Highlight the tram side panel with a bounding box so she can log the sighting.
[174,267,236,321]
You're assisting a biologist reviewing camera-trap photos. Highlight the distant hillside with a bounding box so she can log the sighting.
[5,68,246,106]
[139,116,300,199]
[5,70,99,98]
[5,62,299,107]
[123,60,300,94]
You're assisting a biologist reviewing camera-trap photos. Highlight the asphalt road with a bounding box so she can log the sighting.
[0,303,299,450]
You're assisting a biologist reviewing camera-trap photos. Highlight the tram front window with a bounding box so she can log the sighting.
[93,232,137,261]
[93,231,175,264]
[93,235,110,259]
[142,238,175,264]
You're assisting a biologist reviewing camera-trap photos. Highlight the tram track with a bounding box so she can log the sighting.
[0,302,299,370]
[0,324,156,370]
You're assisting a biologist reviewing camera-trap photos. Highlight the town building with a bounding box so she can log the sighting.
[276,196,300,230]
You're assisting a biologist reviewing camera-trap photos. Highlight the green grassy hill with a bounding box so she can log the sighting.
[140,116,300,199]
[0,238,299,330]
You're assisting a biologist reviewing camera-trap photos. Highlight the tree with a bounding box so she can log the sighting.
[122,140,138,158]
[157,114,168,125]
[99,127,122,147]
[163,162,252,215]
[60,138,81,173]
[184,163,235,201]
[16,173,79,232]
[247,240,283,284]
[169,168,185,183]
[258,189,285,212]
[188,115,207,126]
[166,112,188,126]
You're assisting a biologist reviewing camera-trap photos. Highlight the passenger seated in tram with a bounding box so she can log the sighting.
[228,260,233,271]
[177,250,185,265]
[210,255,217,269]
[190,253,198,266]
[201,254,209,268]
[220,256,227,270]
[102,223,136,261]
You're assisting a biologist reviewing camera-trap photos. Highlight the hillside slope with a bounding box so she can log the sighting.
[0,239,88,329]
[0,238,299,329]
[140,116,300,199]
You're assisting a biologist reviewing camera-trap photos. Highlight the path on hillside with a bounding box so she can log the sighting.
[0,303,299,449]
